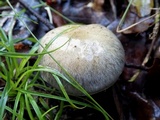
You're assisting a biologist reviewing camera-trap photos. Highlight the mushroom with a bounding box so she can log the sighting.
[38,24,125,96]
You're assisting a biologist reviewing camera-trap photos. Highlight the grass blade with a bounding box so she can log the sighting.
[27,94,45,120]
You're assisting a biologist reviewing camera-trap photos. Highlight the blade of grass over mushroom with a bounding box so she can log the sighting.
[16,66,113,119]
[6,0,75,57]
[16,66,89,108]
[7,0,78,69]
[36,29,114,119]
[53,74,81,109]
[33,27,83,90]
[21,66,90,97]
[40,59,113,119]
[51,67,94,97]
[0,36,73,57]
[7,0,80,90]
[18,89,94,108]
[0,26,112,120]
[14,37,76,88]
[0,38,72,57]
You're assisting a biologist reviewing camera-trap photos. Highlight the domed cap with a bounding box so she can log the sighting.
[38,24,125,96]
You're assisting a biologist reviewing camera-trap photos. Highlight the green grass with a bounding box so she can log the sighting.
[0,0,113,120]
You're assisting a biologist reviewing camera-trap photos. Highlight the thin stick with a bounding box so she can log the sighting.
[19,0,54,30]
[125,63,149,71]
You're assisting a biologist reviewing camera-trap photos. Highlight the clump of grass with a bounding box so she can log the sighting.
[0,0,113,120]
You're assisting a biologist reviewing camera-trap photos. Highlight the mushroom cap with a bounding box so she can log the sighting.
[38,24,125,96]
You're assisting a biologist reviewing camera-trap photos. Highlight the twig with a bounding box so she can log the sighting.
[125,63,149,71]
[142,0,159,66]
[19,0,54,30]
